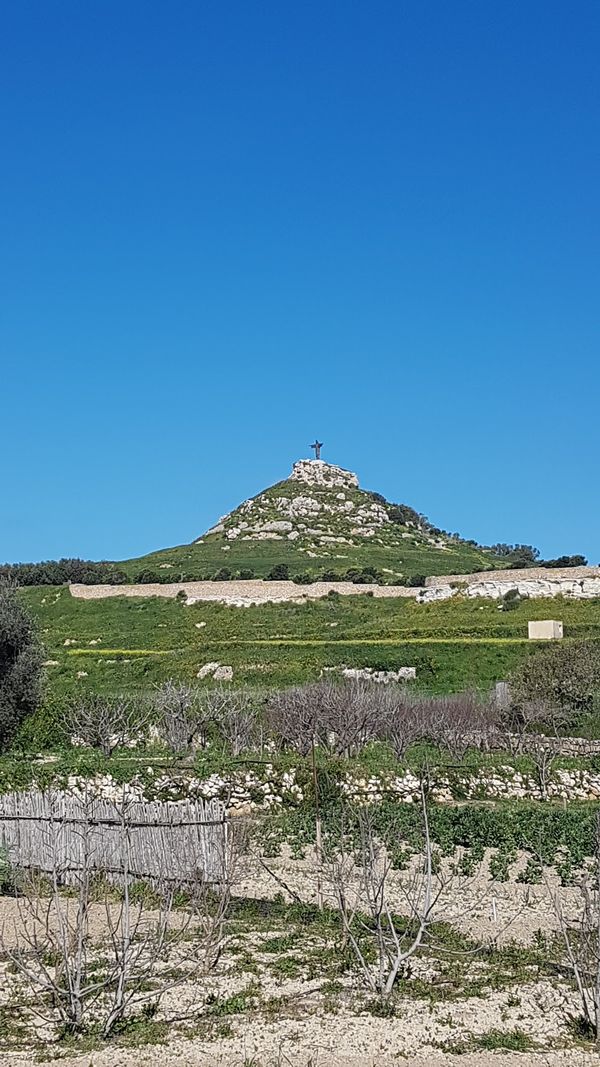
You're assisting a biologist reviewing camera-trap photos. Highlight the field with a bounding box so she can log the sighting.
[23,586,600,706]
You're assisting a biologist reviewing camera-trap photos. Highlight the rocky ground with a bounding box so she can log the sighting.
[1,849,599,1066]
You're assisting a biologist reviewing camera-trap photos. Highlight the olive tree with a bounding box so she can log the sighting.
[0,581,43,749]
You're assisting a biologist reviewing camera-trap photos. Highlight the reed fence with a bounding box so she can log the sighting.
[0,790,227,884]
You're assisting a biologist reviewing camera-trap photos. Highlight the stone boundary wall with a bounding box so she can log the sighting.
[69,566,600,606]
[69,580,418,605]
[425,566,600,586]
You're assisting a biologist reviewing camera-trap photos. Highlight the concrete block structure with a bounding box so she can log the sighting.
[528,620,564,640]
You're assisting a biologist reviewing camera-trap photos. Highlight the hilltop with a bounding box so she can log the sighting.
[121,457,505,583]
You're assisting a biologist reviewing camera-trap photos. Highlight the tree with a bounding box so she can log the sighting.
[266,680,386,758]
[154,681,216,753]
[489,543,540,567]
[540,554,588,569]
[508,544,540,568]
[0,582,43,750]
[326,781,434,1003]
[64,694,151,756]
[510,640,600,728]
[548,814,600,1044]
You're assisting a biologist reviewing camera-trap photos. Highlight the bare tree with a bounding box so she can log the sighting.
[379,690,498,760]
[379,690,438,758]
[191,818,249,972]
[325,781,434,1002]
[1,795,182,1036]
[265,680,389,758]
[265,684,320,756]
[154,681,215,752]
[64,694,151,756]
[549,814,600,1045]
[501,698,572,756]
[211,688,259,756]
[526,734,561,800]
[436,691,498,759]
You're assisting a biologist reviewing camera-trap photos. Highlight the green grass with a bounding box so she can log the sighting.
[23,586,600,700]
[121,530,502,582]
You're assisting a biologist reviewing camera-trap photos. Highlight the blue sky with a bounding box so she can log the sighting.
[1,1,598,564]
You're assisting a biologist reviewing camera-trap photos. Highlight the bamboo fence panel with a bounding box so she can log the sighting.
[0,790,227,884]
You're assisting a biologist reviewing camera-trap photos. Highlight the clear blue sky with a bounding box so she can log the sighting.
[2,1,598,565]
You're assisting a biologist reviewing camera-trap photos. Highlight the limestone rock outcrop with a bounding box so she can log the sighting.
[289,458,358,489]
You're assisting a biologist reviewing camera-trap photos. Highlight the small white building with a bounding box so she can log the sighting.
[528,620,563,640]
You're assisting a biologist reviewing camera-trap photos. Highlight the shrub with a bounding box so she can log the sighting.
[500,588,523,611]
[266,564,290,581]
[134,570,162,584]
[0,583,44,750]
[388,504,422,527]
[238,569,255,580]
[0,559,128,586]
[510,640,600,723]
[0,845,18,895]
[540,554,587,569]
[213,568,233,581]
[406,574,426,587]
[292,573,313,585]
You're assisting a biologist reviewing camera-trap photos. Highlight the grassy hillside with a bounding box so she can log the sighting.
[121,529,500,582]
[24,586,600,701]
[121,462,508,582]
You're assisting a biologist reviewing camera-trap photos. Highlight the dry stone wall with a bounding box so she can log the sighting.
[70,565,600,606]
[70,579,417,606]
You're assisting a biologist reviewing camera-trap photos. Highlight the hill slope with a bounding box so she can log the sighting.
[122,458,504,582]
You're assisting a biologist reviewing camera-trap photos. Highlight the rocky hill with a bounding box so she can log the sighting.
[122,458,504,582]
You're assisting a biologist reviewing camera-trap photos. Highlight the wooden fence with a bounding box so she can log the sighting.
[0,791,227,884]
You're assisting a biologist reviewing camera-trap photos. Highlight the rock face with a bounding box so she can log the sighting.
[418,575,600,604]
[289,458,359,490]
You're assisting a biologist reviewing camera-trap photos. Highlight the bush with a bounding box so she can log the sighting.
[292,573,313,585]
[510,640,600,722]
[321,570,343,582]
[500,588,523,611]
[266,564,290,581]
[388,504,423,527]
[0,558,128,586]
[0,583,44,750]
[134,570,162,584]
[238,569,255,580]
[406,574,426,587]
[212,568,233,581]
[540,555,587,569]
